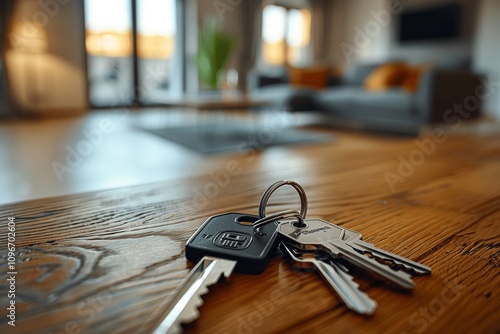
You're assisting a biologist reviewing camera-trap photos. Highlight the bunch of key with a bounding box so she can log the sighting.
[152,181,431,334]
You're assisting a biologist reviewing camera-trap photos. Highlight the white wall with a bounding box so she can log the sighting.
[327,0,479,69]
[473,0,500,120]
[6,0,88,114]
[388,0,478,68]
[327,0,391,69]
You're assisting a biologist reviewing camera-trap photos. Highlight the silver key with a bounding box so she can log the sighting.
[152,211,281,333]
[278,218,416,289]
[280,243,377,315]
[341,228,431,275]
[152,257,236,334]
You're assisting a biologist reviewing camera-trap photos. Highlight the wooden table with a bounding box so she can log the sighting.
[1,130,499,334]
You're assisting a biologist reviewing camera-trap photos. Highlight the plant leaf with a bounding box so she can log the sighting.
[196,18,235,89]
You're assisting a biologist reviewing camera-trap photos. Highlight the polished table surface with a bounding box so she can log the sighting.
[1,130,499,334]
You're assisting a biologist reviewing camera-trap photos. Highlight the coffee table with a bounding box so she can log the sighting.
[160,94,271,136]
[160,94,271,111]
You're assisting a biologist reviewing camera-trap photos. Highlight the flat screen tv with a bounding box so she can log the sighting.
[398,3,462,42]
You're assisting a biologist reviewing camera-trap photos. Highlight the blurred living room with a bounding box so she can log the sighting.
[0,0,499,205]
[1,1,500,334]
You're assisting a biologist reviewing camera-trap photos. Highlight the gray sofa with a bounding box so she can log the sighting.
[250,63,482,134]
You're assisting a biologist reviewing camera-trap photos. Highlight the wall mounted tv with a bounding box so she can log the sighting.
[398,3,463,42]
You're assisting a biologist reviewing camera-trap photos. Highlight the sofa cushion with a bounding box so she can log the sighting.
[342,63,381,86]
[401,63,433,93]
[316,87,417,122]
[364,62,407,91]
[288,65,330,89]
[250,84,318,111]
[315,87,360,113]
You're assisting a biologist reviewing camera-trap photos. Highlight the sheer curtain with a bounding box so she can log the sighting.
[239,0,263,94]
[310,0,328,62]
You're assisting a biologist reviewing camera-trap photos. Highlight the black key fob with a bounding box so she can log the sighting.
[185,212,280,274]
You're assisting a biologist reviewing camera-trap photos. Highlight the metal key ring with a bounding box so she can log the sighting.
[258,180,308,219]
[253,209,300,229]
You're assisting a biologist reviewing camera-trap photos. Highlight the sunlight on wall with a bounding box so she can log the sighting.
[6,50,87,111]
[6,0,87,113]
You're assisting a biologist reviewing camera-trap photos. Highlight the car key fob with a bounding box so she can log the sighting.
[185,212,281,274]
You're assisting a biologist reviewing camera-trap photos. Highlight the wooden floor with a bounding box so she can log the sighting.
[0,111,499,333]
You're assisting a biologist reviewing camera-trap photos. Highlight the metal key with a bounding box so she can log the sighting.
[152,257,235,334]
[280,242,377,315]
[152,212,281,333]
[278,218,416,289]
[341,228,431,275]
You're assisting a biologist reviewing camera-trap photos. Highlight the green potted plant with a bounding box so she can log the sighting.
[196,18,235,90]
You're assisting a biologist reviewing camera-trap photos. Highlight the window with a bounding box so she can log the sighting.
[137,0,179,103]
[261,5,311,67]
[84,0,180,107]
[85,0,133,106]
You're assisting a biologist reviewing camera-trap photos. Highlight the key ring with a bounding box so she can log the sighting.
[258,180,308,218]
[256,180,307,228]
[253,209,300,229]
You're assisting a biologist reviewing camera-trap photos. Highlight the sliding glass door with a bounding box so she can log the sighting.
[84,0,181,107]
[137,0,180,103]
[85,0,133,107]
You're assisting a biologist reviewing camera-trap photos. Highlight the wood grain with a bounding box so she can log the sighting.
[1,130,499,334]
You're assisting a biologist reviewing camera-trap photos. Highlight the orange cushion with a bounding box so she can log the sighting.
[288,66,330,89]
[402,63,433,93]
[364,62,408,92]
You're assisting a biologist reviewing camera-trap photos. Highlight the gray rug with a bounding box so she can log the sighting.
[142,122,332,154]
